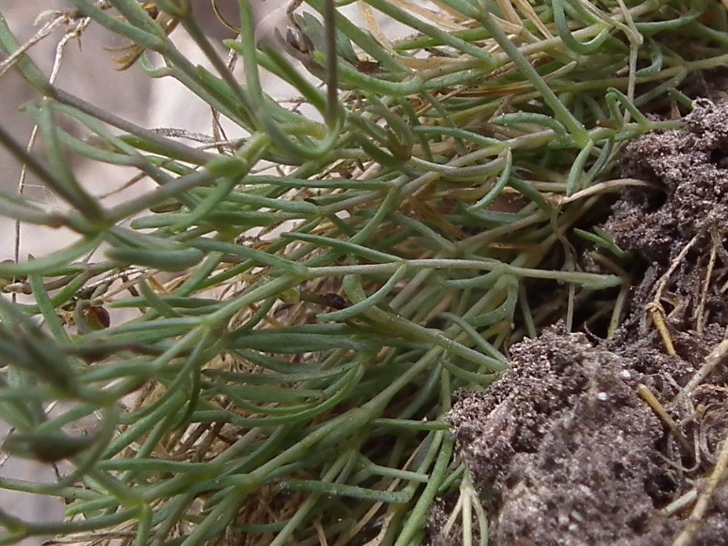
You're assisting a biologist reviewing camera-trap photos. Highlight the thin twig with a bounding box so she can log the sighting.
[673,339,728,406]
[672,429,728,546]
[13,11,90,300]
[696,240,716,335]
[557,178,659,204]
[638,383,692,454]
[653,231,704,305]
[646,302,677,356]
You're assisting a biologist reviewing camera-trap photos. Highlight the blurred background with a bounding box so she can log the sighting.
[0,0,247,261]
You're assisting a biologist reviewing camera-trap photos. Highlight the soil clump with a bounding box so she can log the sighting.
[439,100,728,545]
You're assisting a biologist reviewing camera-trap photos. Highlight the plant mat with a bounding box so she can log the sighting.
[446,100,728,546]
[3,1,728,545]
